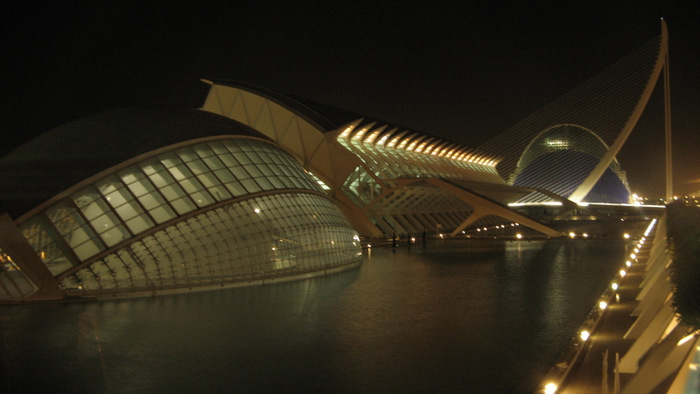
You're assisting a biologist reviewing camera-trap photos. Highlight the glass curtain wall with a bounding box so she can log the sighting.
[15,137,361,297]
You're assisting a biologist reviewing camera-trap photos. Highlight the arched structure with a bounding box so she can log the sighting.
[511,124,630,203]
[0,108,361,302]
[479,20,670,204]
[201,81,562,238]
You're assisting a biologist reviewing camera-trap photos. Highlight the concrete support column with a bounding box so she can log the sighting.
[0,214,63,301]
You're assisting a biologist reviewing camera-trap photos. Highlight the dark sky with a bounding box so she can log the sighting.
[3,1,699,198]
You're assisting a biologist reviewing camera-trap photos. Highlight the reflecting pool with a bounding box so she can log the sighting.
[0,238,627,393]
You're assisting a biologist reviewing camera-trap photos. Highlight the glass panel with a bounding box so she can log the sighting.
[244,165,262,178]
[171,197,196,215]
[217,153,239,168]
[72,188,100,209]
[224,140,243,153]
[280,177,295,188]
[65,224,91,247]
[256,177,273,191]
[73,238,101,261]
[148,170,175,188]
[119,169,139,185]
[233,152,251,164]
[115,201,142,221]
[190,191,215,207]
[150,206,176,224]
[139,158,161,175]
[269,177,284,189]
[138,192,167,210]
[46,204,75,225]
[168,164,192,181]
[101,225,130,247]
[246,151,262,163]
[126,179,149,197]
[78,197,110,221]
[161,184,186,200]
[20,219,71,271]
[196,173,219,189]
[214,169,235,183]
[194,144,215,158]
[225,182,246,197]
[241,179,261,194]
[186,159,209,175]
[103,189,129,209]
[179,178,202,194]
[230,166,249,180]
[125,215,153,235]
[208,141,228,155]
[159,152,182,168]
[208,185,231,202]
[257,163,273,176]
[203,156,224,170]
[91,211,121,233]
[176,147,198,162]
[121,171,154,197]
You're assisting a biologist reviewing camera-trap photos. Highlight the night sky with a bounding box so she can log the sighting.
[3,2,699,199]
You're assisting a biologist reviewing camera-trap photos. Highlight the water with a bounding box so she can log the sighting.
[0,238,627,393]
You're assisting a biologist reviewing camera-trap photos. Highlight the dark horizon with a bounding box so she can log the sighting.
[3,2,699,198]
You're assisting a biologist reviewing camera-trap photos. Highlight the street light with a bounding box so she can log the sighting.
[544,382,557,394]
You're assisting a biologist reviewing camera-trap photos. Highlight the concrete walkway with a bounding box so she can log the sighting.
[540,237,653,394]
[560,239,651,393]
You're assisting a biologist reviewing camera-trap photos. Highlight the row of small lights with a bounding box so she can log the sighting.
[475,223,521,232]
[542,221,657,393]
[339,124,499,167]
[366,223,523,249]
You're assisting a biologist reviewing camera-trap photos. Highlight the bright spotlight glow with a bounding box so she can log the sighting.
[630,254,636,259]
[633,248,639,253]
[544,382,557,394]
[619,270,626,277]
[569,232,576,238]
[678,333,697,346]
[623,233,630,239]
[611,282,619,291]
[516,233,523,239]
[644,219,657,236]
[625,260,632,267]
[599,301,608,310]
[580,330,590,341]
[254,208,261,214]
[582,233,589,238]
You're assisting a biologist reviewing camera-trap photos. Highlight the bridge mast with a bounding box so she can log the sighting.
[662,19,673,201]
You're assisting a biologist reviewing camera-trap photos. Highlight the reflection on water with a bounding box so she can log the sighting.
[0,239,626,393]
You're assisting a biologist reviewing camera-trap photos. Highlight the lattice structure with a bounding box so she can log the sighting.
[479,23,669,203]
[202,81,559,238]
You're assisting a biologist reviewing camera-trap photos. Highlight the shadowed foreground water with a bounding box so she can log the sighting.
[0,239,627,393]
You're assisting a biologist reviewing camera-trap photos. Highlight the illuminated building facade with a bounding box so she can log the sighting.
[479,22,670,204]
[0,22,670,303]
[510,124,630,204]
[0,108,361,302]
[201,81,561,239]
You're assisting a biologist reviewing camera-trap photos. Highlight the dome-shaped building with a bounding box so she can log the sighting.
[511,124,631,203]
[0,108,361,302]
